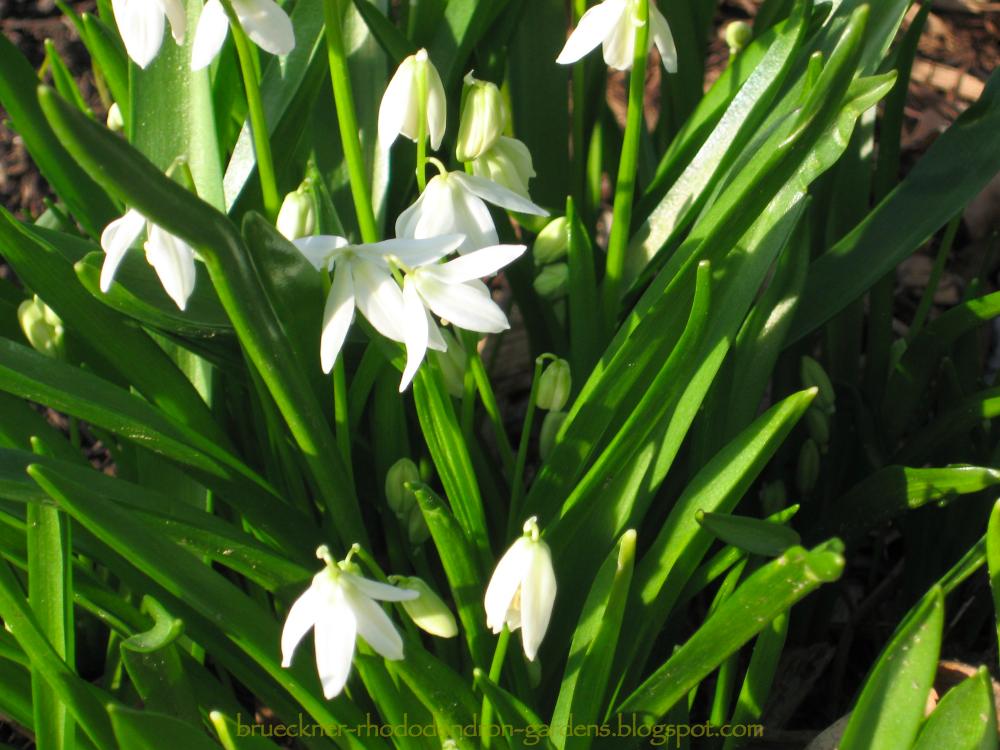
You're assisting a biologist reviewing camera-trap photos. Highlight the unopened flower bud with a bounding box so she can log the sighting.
[106,102,124,132]
[18,296,64,358]
[800,357,835,414]
[539,411,567,460]
[725,21,752,56]
[536,358,571,412]
[385,458,420,515]
[276,187,316,241]
[391,576,458,638]
[796,439,820,495]
[456,73,507,162]
[406,504,431,545]
[534,263,569,299]
[534,217,569,265]
[760,480,786,516]
[804,406,830,447]
[470,136,536,199]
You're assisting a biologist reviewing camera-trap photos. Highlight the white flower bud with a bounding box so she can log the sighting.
[456,72,507,162]
[470,136,537,200]
[106,102,124,133]
[536,358,571,412]
[276,188,316,241]
[533,217,569,265]
[391,576,458,638]
[725,21,753,56]
[18,296,64,358]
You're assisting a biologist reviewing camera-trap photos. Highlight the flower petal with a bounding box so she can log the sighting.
[344,587,406,661]
[233,0,295,56]
[432,244,526,283]
[519,541,557,661]
[414,274,510,334]
[394,175,457,241]
[370,235,464,268]
[99,209,146,292]
[399,279,429,392]
[453,172,548,217]
[427,316,447,352]
[555,0,626,65]
[190,0,229,71]
[378,55,417,149]
[144,224,197,311]
[425,58,447,150]
[351,259,407,343]
[113,0,165,69]
[345,572,420,602]
[320,264,356,374]
[314,587,357,699]
[451,187,500,254]
[601,3,636,71]
[152,0,186,43]
[292,235,350,272]
[484,537,531,634]
[650,3,677,73]
[281,584,320,667]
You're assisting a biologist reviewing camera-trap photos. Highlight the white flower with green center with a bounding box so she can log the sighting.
[484,516,557,661]
[111,0,186,69]
[555,0,677,72]
[190,0,294,71]
[292,234,464,374]
[378,49,447,151]
[281,545,418,699]
[100,209,197,311]
[396,159,547,255]
[393,243,526,391]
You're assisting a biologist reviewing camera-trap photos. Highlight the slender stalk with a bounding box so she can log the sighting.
[222,1,280,221]
[467,341,516,476]
[909,213,961,340]
[323,0,379,243]
[510,355,553,526]
[571,0,589,207]
[480,627,511,749]
[601,0,649,335]
[333,359,354,483]
[415,61,429,191]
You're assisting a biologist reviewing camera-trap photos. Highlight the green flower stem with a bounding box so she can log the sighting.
[909,212,961,340]
[323,0,379,243]
[571,0,589,207]
[334,358,354,484]
[480,626,511,749]
[415,62,429,192]
[510,355,554,526]
[464,332,516,476]
[222,1,280,222]
[601,0,649,335]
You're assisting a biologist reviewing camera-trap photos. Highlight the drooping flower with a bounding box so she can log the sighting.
[276,186,317,241]
[394,243,526,391]
[470,137,537,200]
[378,49,447,151]
[390,576,459,639]
[18,296,64,358]
[484,516,557,661]
[100,209,197,311]
[190,0,294,71]
[281,545,418,699]
[396,161,547,255]
[455,72,507,162]
[292,234,463,373]
[555,0,677,73]
[111,0,186,69]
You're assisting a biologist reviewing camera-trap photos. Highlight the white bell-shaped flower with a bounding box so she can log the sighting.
[111,0,186,69]
[281,546,418,699]
[556,0,677,72]
[100,209,197,311]
[396,161,547,255]
[455,72,507,162]
[190,0,294,71]
[378,49,447,151]
[470,137,537,200]
[484,516,557,661]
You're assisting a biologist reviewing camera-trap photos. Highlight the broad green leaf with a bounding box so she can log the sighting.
[0,658,34,732]
[722,613,789,750]
[475,669,554,750]
[45,39,91,115]
[566,197,601,378]
[696,510,801,557]
[913,669,998,750]
[839,588,944,750]
[81,13,129,121]
[616,541,844,728]
[988,500,1000,664]
[108,704,219,750]
[349,0,415,63]
[210,711,284,750]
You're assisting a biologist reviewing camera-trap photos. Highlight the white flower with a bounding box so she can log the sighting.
[455,72,507,162]
[555,0,677,72]
[484,516,557,661]
[190,0,294,71]
[393,243,526,391]
[378,49,447,151]
[470,137,537,200]
[281,546,418,699]
[396,162,547,255]
[292,234,464,374]
[100,209,197,311]
[111,0,186,68]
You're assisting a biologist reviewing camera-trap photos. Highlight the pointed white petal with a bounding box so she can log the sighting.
[292,235,350,272]
[314,587,357,699]
[432,244,525,283]
[601,5,636,71]
[190,0,230,71]
[484,537,532,633]
[281,584,320,667]
[368,235,464,268]
[144,224,197,311]
[113,0,165,69]
[414,274,510,334]
[351,259,407,343]
[425,59,447,150]
[650,3,677,73]
[395,176,457,241]
[344,588,406,660]
[451,186,499,254]
[519,541,557,661]
[555,0,625,65]
[426,316,447,352]
[399,278,429,392]
[233,0,295,56]
[378,55,418,148]
[345,572,420,602]
[453,172,548,217]
[152,0,186,43]
[320,265,356,374]
[99,210,146,292]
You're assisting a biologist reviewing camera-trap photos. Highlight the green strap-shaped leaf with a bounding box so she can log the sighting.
[210,710,284,750]
[349,0,416,63]
[839,588,944,750]
[697,511,801,558]
[988,500,1000,665]
[475,669,554,750]
[722,613,789,750]
[108,705,220,750]
[913,668,999,750]
[894,388,1000,466]
[80,13,129,122]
